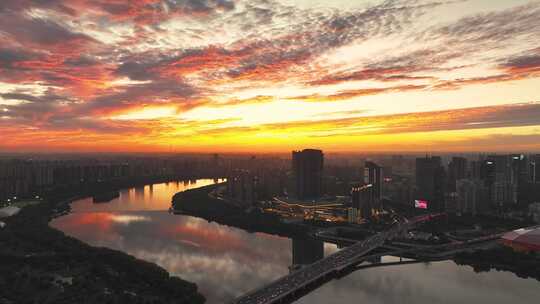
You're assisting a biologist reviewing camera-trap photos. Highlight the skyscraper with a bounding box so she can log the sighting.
[485,154,521,207]
[530,155,540,184]
[364,161,383,202]
[351,184,374,219]
[456,179,488,216]
[226,170,257,206]
[292,149,324,200]
[447,157,467,192]
[510,154,528,203]
[415,156,445,211]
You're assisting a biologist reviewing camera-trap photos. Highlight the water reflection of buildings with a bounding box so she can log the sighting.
[290,239,324,272]
[134,186,145,198]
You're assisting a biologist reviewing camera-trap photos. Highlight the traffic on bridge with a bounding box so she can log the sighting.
[231,214,442,304]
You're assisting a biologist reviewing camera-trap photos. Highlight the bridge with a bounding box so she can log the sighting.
[230,214,444,304]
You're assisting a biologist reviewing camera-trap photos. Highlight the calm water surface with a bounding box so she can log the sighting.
[51,180,540,304]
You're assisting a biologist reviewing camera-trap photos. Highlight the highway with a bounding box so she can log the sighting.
[230,214,440,304]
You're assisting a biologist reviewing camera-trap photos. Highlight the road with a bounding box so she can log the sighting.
[231,214,441,304]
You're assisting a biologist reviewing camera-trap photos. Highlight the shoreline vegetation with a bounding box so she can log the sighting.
[454,247,540,281]
[0,175,207,304]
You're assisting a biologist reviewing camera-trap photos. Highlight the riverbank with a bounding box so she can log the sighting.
[172,184,311,239]
[0,176,209,304]
[454,246,540,281]
[172,185,540,286]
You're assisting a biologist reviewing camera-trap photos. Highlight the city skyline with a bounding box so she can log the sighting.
[1,0,540,153]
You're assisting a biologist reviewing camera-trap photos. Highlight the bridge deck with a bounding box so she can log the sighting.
[230,215,441,304]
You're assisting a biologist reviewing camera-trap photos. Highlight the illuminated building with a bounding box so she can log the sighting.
[351,184,374,219]
[364,161,383,203]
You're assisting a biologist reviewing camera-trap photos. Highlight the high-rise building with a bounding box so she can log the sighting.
[351,184,374,219]
[530,155,540,184]
[484,155,522,207]
[415,156,445,211]
[385,176,413,205]
[364,161,383,202]
[226,170,257,206]
[510,154,528,203]
[510,155,527,183]
[480,158,496,184]
[447,157,467,192]
[456,179,488,216]
[292,149,324,200]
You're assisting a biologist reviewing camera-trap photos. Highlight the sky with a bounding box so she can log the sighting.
[1,0,540,153]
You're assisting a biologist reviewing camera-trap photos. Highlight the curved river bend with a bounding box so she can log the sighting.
[51,180,540,304]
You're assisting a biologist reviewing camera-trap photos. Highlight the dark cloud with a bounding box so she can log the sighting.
[63,56,100,67]
[0,95,147,135]
[428,3,540,46]
[504,55,540,70]
[204,0,451,82]
[79,79,202,115]
[0,13,96,47]
[0,0,76,15]
[180,0,236,13]
[116,60,160,81]
[1,93,45,103]
[500,50,540,74]
[0,48,40,68]
[115,45,250,81]
[85,0,236,25]
[1,90,77,123]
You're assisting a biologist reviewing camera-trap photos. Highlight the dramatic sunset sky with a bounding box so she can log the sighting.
[1,0,539,153]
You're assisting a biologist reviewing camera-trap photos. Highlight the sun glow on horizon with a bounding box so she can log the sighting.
[0,0,540,152]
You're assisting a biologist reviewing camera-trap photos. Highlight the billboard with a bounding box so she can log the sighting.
[414,200,428,209]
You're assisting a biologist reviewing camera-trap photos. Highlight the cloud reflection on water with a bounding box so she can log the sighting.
[53,210,291,303]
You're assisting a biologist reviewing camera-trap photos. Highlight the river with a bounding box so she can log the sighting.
[50,179,540,304]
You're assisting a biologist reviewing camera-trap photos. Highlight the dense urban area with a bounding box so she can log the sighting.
[1,151,540,303]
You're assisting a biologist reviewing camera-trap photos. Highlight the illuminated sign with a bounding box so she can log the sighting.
[414,200,428,209]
